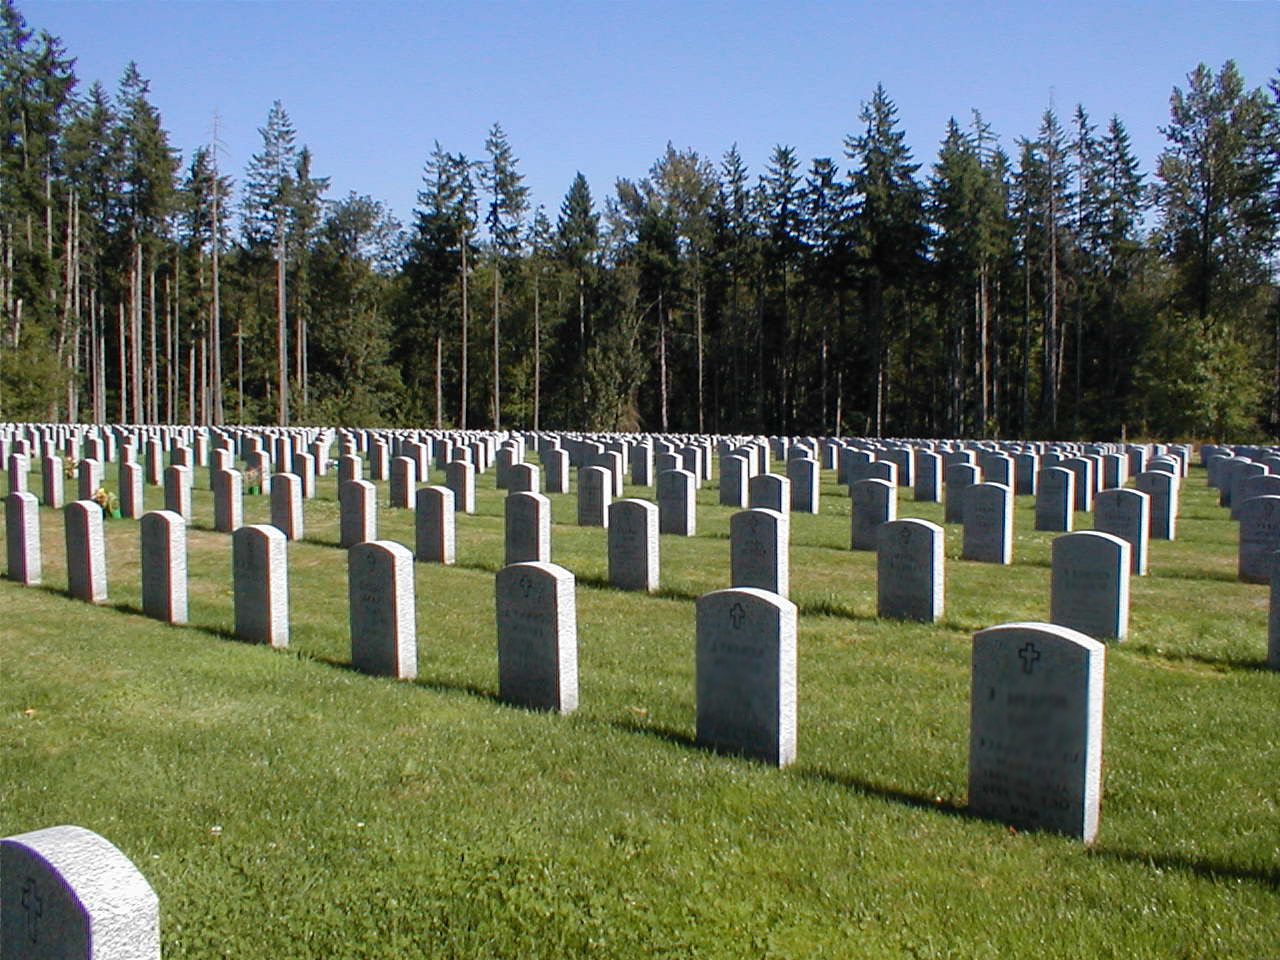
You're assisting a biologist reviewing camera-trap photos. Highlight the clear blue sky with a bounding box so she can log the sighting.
[23,0,1280,230]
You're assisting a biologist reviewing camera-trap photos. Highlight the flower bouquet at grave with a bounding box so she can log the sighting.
[244,466,262,495]
[91,486,121,519]
[63,459,77,479]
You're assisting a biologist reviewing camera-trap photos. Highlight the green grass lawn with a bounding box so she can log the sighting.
[1,454,1276,958]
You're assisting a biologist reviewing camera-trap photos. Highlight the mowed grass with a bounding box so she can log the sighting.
[1,454,1277,959]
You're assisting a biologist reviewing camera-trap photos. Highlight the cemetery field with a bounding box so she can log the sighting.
[1,462,1277,958]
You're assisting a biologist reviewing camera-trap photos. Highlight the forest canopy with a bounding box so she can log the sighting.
[0,1,1276,441]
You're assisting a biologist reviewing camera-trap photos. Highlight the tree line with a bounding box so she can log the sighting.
[0,1,1276,440]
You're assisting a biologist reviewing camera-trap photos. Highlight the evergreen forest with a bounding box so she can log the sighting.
[0,2,1276,441]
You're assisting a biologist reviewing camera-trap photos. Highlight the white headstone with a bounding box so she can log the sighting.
[348,539,417,678]
[0,824,160,959]
[730,508,789,598]
[414,485,455,564]
[495,561,578,713]
[339,479,378,548]
[1050,531,1130,640]
[505,491,551,565]
[445,460,476,515]
[577,465,611,527]
[695,587,797,767]
[607,499,659,592]
[269,473,304,541]
[5,491,40,585]
[140,510,187,624]
[877,518,944,622]
[1237,494,1280,584]
[851,478,897,551]
[656,468,696,536]
[1093,488,1150,576]
[212,468,243,533]
[748,472,790,515]
[968,621,1105,843]
[64,500,106,604]
[1035,467,1074,532]
[232,524,289,647]
[962,482,1013,564]
[786,457,819,514]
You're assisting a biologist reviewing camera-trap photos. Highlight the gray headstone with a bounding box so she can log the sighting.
[140,510,187,624]
[389,456,416,509]
[508,462,541,495]
[162,465,191,522]
[748,472,790,515]
[495,561,578,713]
[6,491,40,585]
[730,508,789,598]
[968,621,1105,843]
[962,482,1013,565]
[851,478,897,551]
[294,451,316,499]
[786,457,819,514]
[118,462,143,520]
[505,491,551,565]
[414,485,455,564]
[657,468,696,536]
[914,450,942,502]
[630,444,653,486]
[1061,457,1095,512]
[269,473,303,541]
[695,587,797,767]
[64,500,106,604]
[41,455,64,509]
[719,454,749,507]
[944,463,981,524]
[1133,470,1177,541]
[1035,467,1075,532]
[212,468,243,533]
[1237,494,1280,584]
[977,453,1012,489]
[444,460,476,515]
[543,448,570,494]
[577,465,611,527]
[338,454,363,487]
[348,539,417,678]
[1013,452,1040,496]
[339,479,378,548]
[1093,488,1150,576]
[7,453,29,495]
[232,524,289,647]
[1050,531,1130,640]
[877,518,944,622]
[0,824,160,959]
[607,498,659,592]
[77,459,102,502]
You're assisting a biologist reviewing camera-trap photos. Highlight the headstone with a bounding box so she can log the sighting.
[962,482,1013,565]
[730,508,789,598]
[1133,470,1177,540]
[0,824,160,959]
[77,458,103,502]
[414,485,455,564]
[389,456,416,509]
[748,472,790,515]
[787,457,820,514]
[41,455,64,509]
[656,468,696,536]
[1035,467,1075,532]
[851,478,897,551]
[508,462,541,494]
[212,468,243,533]
[977,453,1013,489]
[944,463,981,524]
[5,491,40,585]
[270,472,304,541]
[495,561,578,713]
[577,465,611,527]
[1013,452,1040,496]
[607,498,658,592]
[1050,531,1130,640]
[543,448,570,494]
[968,622,1105,843]
[162,465,191,522]
[630,444,653,487]
[695,587,797,767]
[719,454,749,507]
[294,451,316,499]
[1230,462,1267,519]
[348,539,416,678]
[7,452,29,494]
[877,518,944,622]
[232,524,289,647]
[1237,494,1280,584]
[505,491,551,565]
[444,460,476,515]
[1093,488,1150,576]
[140,510,187,624]
[1061,457,1095,512]
[64,500,106,604]
[914,450,942,502]
[338,454,363,487]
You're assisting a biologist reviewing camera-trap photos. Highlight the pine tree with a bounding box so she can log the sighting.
[481,122,527,429]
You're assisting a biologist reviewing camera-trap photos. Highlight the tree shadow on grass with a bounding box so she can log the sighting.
[1087,847,1280,890]
[1126,644,1271,672]
[302,652,507,705]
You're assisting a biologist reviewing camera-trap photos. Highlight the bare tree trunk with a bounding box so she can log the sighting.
[492,261,500,430]
[118,301,128,422]
[148,266,158,422]
[434,332,443,429]
[276,238,288,426]
[533,271,541,432]
[658,291,668,432]
[459,235,469,430]
[695,275,704,434]
[132,243,144,423]
[211,167,224,424]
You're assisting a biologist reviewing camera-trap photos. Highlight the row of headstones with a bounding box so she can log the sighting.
[0,611,1105,960]
[1200,444,1280,585]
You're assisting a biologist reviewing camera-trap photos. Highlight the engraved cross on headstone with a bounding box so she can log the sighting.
[518,574,533,599]
[729,602,746,629]
[1018,641,1041,674]
[20,875,42,943]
